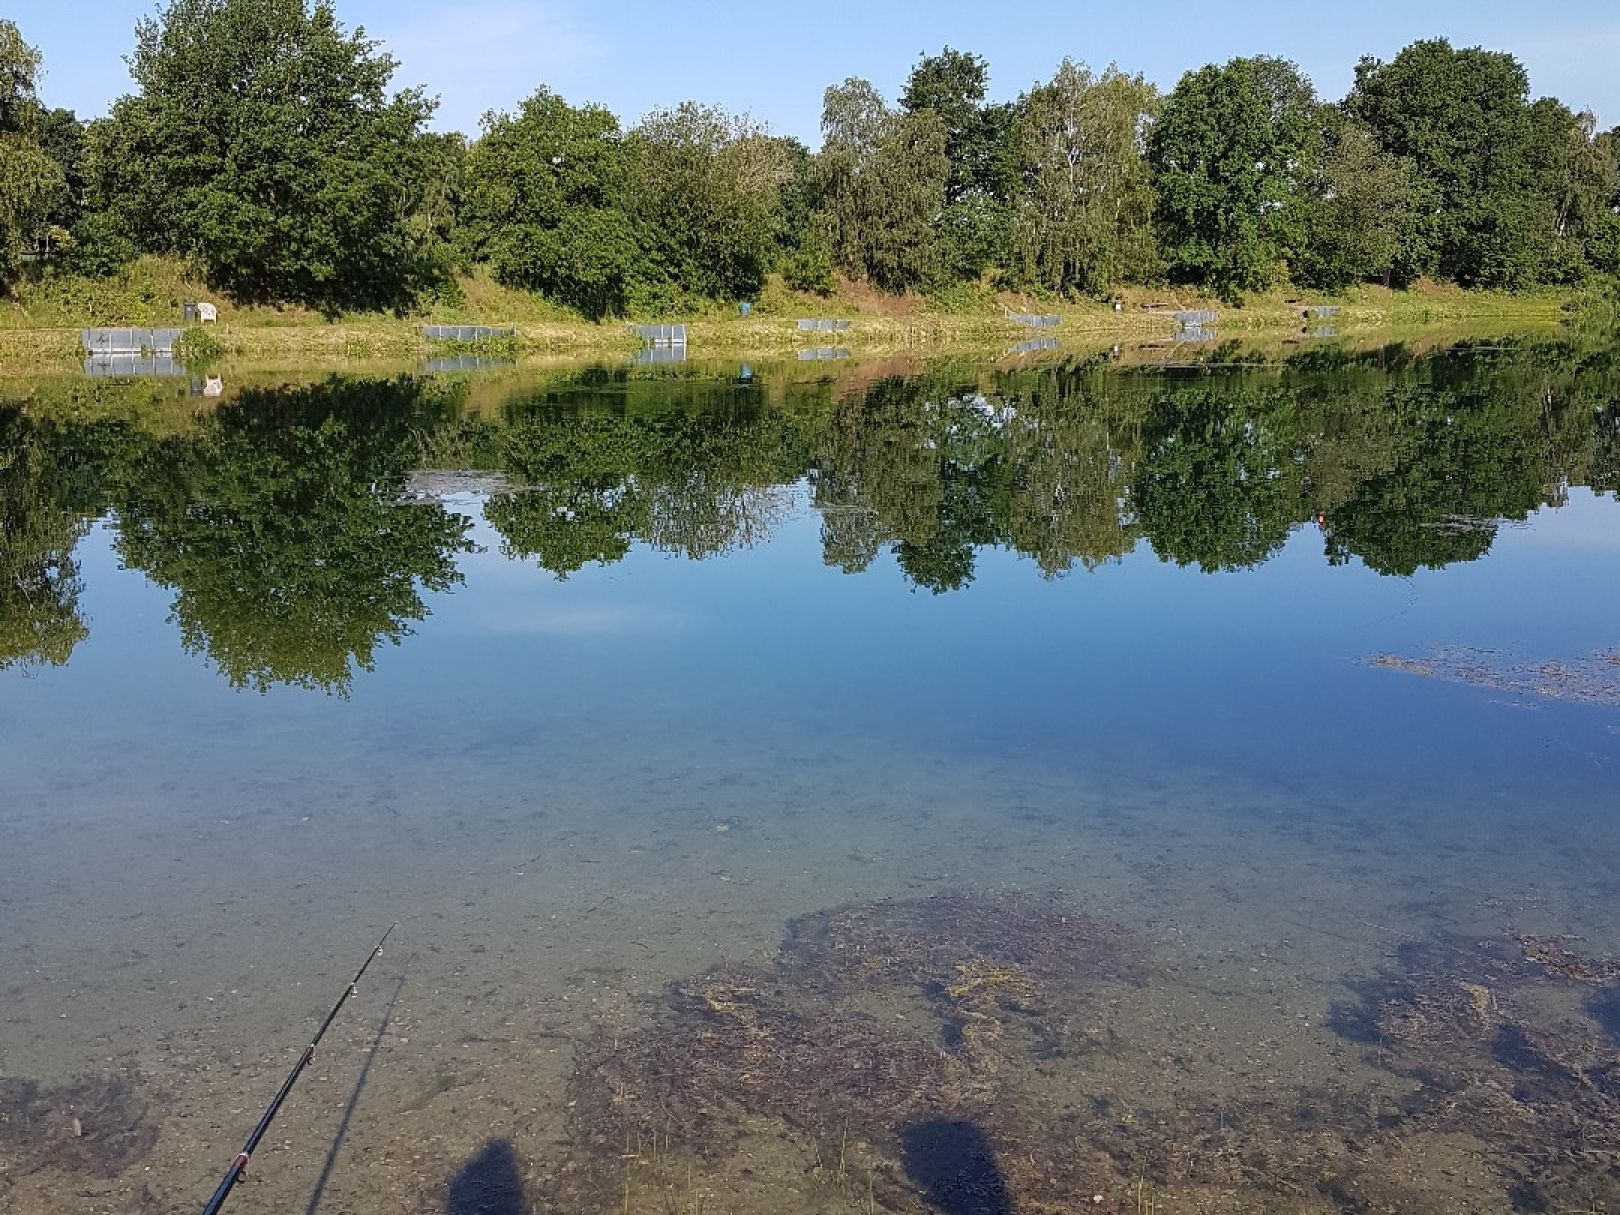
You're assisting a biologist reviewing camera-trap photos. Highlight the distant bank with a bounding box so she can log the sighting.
[0,261,1576,372]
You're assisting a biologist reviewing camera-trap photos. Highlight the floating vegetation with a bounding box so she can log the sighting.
[399,469,520,503]
[1417,512,1520,535]
[1369,646,1620,706]
[0,1072,159,1179]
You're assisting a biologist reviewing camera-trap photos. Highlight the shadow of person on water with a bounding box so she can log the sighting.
[901,1118,1012,1215]
[445,1140,529,1215]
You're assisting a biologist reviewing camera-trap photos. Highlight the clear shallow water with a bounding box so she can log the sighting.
[2,341,1620,1214]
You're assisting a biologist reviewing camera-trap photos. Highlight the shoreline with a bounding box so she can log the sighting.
[0,281,1572,374]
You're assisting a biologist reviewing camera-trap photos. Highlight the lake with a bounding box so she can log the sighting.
[3,338,1619,1215]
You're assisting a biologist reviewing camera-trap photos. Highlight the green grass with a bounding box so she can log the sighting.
[0,256,1577,373]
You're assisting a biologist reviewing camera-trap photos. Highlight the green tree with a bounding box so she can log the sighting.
[900,48,1020,279]
[1323,376,1555,575]
[901,47,990,205]
[34,106,85,247]
[626,103,792,302]
[1586,126,1620,274]
[0,21,62,287]
[819,76,894,276]
[818,78,948,291]
[774,134,819,259]
[402,130,465,282]
[458,88,643,318]
[1295,119,1412,289]
[782,235,837,294]
[87,0,442,310]
[1149,57,1322,298]
[1524,102,1618,281]
[1013,60,1160,295]
[1347,39,1550,286]
[485,382,807,576]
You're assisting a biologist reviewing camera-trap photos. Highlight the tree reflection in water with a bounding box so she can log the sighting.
[1,338,1616,686]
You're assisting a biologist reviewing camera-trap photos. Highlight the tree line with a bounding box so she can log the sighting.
[3,0,1619,314]
[5,341,1618,683]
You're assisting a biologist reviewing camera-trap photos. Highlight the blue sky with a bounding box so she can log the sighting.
[21,0,1620,140]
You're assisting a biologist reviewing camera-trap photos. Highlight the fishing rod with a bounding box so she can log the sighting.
[200,926,396,1215]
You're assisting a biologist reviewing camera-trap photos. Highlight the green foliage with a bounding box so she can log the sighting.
[1150,56,1323,300]
[4,253,203,325]
[1321,363,1560,574]
[113,378,474,693]
[818,77,892,278]
[1343,39,1599,288]
[1591,128,1620,275]
[485,380,809,576]
[775,136,818,253]
[1134,383,1300,570]
[36,106,85,233]
[1585,216,1620,279]
[1295,120,1412,290]
[1562,275,1620,333]
[898,48,1023,284]
[819,79,949,291]
[938,195,1012,282]
[458,88,641,319]
[0,20,43,133]
[11,21,1620,312]
[0,20,62,289]
[62,210,138,277]
[173,326,223,366]
[626,103,793,302]
[3,342,1617,692]
[0,407,89,670]
[900,47,1014,207]
[401,130,465,278]
[1014,60,1161,295]
[0,135,59,285]
[86,0,444,312]
[782,237,837,295]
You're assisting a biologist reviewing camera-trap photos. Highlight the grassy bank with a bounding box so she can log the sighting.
[0,256,1572,373]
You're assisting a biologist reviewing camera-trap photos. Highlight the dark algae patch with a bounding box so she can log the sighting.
[1327,934,1620,1212]
[901,1120,1011,1215]
[567,890,1144,1211]
[0,1070,159,1181]
[563,894,1620,1213]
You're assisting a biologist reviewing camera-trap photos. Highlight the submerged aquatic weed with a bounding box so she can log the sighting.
[566,893,1620,1213]
[1325,934,1620,1211]
[567,891,1139,1208]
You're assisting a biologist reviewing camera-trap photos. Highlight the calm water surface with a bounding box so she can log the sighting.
[3,340,1619,1214]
